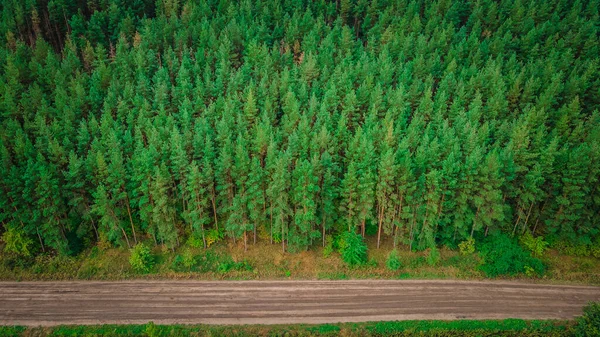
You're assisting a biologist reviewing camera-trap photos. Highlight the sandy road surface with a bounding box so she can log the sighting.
[0,280,599,326]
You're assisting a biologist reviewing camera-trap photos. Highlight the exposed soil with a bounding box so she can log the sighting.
[0,280,598,326]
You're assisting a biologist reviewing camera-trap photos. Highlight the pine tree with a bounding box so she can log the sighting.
[267,152,291,252]
[291,159,319,251]
[185,163,210,248]
[376,147,396,248]
[246,157,265,244]
[151,164,178,250]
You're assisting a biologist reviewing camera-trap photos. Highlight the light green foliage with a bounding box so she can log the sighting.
[323,235,335,258]
[592,240,600,259]
[458,238,476,255]
[1,226,33,257]
[186,235,204,249]
[181,249,195,270]
[144,322,159,337]
[427,246,441,266]
[338,231,368,266]
[129,244,154,273]
[521,233,549,257]
[575,302,600,337]
[386,249,402,271]
[524,265,536,277]
[205,229,224,248]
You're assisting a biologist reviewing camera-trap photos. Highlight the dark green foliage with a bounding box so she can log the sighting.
[217,258,253,273]
[386,249,402,271]
[479,234,546,277]
[0,326,26,337]
[575,302,600,337]
[339,231,368,266]
[0,0,599,261]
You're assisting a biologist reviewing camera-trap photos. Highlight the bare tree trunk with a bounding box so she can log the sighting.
[120,227,131,248]
[281,214,285,253]
[409,206,418,252]
[521,202,534,234]
[377,204,384,248]
[512,206,523,236]
[211,193,218,230]
[125,195,137,244]
[361,219,366,237]
[270,202,273,245]
[36,227,45,253]
[470,205,480,238]
[91,218,99,241]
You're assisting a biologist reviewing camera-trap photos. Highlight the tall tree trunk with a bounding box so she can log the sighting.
[270,202,273,245]
[361,218,366,237]
[36,227,45,253]
[512,206,523,236]
[470,205,481,238]
[211,192,218,230]
[120,227,131,248]
[521,202,534,234]
[125,195,137,244]
[377,204,384,248]
[281,214,285,253]
[322,211,326,247]
[91,218,99,241]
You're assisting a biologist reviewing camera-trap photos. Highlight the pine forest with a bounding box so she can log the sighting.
[0,0,599,262]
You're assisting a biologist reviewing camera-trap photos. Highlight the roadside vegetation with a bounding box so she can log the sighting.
[1,233,598,284]
[0,319,581,337]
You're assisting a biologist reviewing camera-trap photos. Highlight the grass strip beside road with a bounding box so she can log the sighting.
[0,319,575,337]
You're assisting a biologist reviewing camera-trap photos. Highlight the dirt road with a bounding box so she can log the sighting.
[0,280,598,326]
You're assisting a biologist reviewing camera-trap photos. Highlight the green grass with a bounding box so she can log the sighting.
[0,319,575,337]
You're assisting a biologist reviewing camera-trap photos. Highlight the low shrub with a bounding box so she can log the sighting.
[386,249,402,271]
[1,225,33,257]
[366,257,378,267]
[322,235,335,258]
[520,232,548,257]
[592,242,600,259]
[458,237,476,255]
[217,258,253,273]
[338,231,367,266]
[129,243,154,273]
[185,234,204,248]
[170,249,196,272]
[575,302,600,337]
[427,246,441,266]
[205,229,224,248]
[408,256,427,269]
[479,234,545,277]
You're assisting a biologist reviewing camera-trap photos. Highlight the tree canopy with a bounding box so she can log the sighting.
[0,0,599,255]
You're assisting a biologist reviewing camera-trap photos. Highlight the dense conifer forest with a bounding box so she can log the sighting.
[0,0,599,258]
